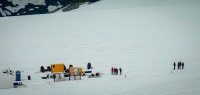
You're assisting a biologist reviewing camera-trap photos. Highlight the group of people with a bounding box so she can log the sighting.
[111,67,122,75]
[173,62,184,70]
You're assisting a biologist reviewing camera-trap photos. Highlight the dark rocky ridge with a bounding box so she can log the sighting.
[0,0,100,17]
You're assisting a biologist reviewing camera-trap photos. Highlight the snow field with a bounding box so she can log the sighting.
[0,0,200,95]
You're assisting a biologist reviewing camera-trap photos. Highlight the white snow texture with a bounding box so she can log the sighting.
[0,0,200,95]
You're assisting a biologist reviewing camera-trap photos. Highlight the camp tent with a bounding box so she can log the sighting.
[51,63,65,73]
[0,73,14,89]
[69,67,82,75]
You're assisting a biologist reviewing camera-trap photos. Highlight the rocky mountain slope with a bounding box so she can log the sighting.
[0,0,100,17]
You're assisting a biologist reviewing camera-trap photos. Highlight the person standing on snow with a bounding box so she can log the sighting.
[87,62,92,69]
[116,68,118,75]
[111,67,114,75]
[173,62,176,70]
[178,62,181,69]
[114,68,117,75]
[119,67,122,75]
[179,62,182,69]
[53,74,56,82]
[182,62,184,69]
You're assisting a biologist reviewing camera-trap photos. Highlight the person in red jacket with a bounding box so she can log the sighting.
[111,67,114,75]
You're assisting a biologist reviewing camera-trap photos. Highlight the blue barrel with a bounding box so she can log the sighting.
[16,71,21,81]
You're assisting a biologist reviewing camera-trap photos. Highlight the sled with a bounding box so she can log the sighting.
[88,73,101,78]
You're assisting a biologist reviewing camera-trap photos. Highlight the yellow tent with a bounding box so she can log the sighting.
[69,67,82,75]
[51,63,65,73]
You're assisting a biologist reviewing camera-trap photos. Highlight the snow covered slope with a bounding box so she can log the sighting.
[74,0,200,11]
[0,0,200,95]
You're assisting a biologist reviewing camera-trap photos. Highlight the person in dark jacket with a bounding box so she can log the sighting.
[182,62,184,69]
[47,66,51,72]
[179,62,182,69]
[116,68,118,75]
[53,74,56,82]
[87,62,92,69]
[173,62,176,70]
[40,66,45,72]
[119,67,122,75]
[178,62,181,69]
